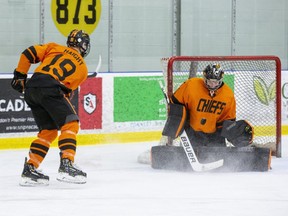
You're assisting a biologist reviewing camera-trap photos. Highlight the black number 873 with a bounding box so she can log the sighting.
[56,0,97,25]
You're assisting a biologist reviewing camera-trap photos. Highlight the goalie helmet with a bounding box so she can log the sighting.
[203,64,224,91]
[67,29,90,58]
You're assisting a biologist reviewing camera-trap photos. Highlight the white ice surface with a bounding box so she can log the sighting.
[0,138,288,216]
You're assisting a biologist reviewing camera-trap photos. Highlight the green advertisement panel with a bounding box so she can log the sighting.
[114,76,167,122]
[114,74,235,122]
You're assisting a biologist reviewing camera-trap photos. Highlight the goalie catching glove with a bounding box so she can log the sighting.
[221,120,254,147]
[11,69,27,93]
[162,103,187,139]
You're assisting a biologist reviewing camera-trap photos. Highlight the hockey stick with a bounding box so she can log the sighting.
[179,130,224,171]
[88,55,102,78]
[158,80,169,105]
[158,80,224,171]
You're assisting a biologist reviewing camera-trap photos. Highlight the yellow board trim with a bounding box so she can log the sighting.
[0,131,162,150]
[255,125,288,136]
[282,125,288,135]
[0,125,287,150]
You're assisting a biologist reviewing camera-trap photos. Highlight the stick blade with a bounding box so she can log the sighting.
[87,72,97,78]
[192,159,224,172]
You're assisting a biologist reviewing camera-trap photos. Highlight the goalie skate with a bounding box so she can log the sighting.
[56,157,87,184]
[19,158,49,187]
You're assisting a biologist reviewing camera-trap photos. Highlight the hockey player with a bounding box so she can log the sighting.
[162,63,253,148]
[149,63,272,172]
[11,29,90,186]
[138,63,254,166]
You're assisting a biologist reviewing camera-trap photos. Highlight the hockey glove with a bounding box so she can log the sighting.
[11,70,27,93]
[221,120,254,147]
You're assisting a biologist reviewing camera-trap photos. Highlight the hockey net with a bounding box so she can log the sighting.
[161,56,281,157]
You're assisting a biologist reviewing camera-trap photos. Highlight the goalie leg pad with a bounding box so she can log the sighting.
[151,146,271,172]
[221,120,254,147]
[151,146,192,171]
[162,103,187,139]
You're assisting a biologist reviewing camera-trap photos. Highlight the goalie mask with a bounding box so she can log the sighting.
[203,64,224,91]
[67,29,90,58]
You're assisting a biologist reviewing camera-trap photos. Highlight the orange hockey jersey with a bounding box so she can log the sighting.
[16,42,88,91]
[172,77,236,133]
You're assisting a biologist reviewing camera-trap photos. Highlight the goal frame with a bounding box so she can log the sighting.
[165,56,282,157]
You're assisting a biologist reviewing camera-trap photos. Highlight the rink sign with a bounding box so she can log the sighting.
[0,79,37,133]
[78,77,102,129]
[0,79,78,133]
[51,0,102,37]
[114,76,167,122]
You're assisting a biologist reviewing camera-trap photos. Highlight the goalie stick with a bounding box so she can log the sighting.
[88,55,102,78]
[158,80,224,171]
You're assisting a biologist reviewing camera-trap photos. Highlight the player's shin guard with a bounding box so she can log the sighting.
[58,121,79,162]
[28,129,58,168]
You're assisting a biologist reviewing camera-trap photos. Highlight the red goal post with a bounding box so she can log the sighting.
[161,56,281,157]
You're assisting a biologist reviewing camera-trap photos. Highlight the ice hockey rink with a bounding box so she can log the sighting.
[0,138,287,216]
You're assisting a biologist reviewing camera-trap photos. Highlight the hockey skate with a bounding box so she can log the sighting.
[57,154,87,184]
[19,158,49,186]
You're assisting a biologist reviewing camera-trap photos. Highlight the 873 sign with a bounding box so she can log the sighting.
[51,0,101,37]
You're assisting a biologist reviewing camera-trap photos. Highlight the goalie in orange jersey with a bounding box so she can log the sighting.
[162,63,254,148]
[137,64,254,166]
[11,29,90,186]
[148,63,274,172]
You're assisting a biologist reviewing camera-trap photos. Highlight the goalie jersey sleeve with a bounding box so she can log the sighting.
[172,77,236,133]
[15,43,88,91]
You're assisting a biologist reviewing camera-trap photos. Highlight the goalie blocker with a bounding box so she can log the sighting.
[162,103,187,139]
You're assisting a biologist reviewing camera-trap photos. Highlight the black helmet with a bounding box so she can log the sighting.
[203,64,224,91]
[67,29,90,58]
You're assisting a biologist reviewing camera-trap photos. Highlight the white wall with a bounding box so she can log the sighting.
[0,0,287,74]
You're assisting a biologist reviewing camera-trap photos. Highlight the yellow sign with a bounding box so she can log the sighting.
[51,0,101,37]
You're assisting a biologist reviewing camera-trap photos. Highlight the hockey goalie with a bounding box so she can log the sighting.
[138,64,272,172]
